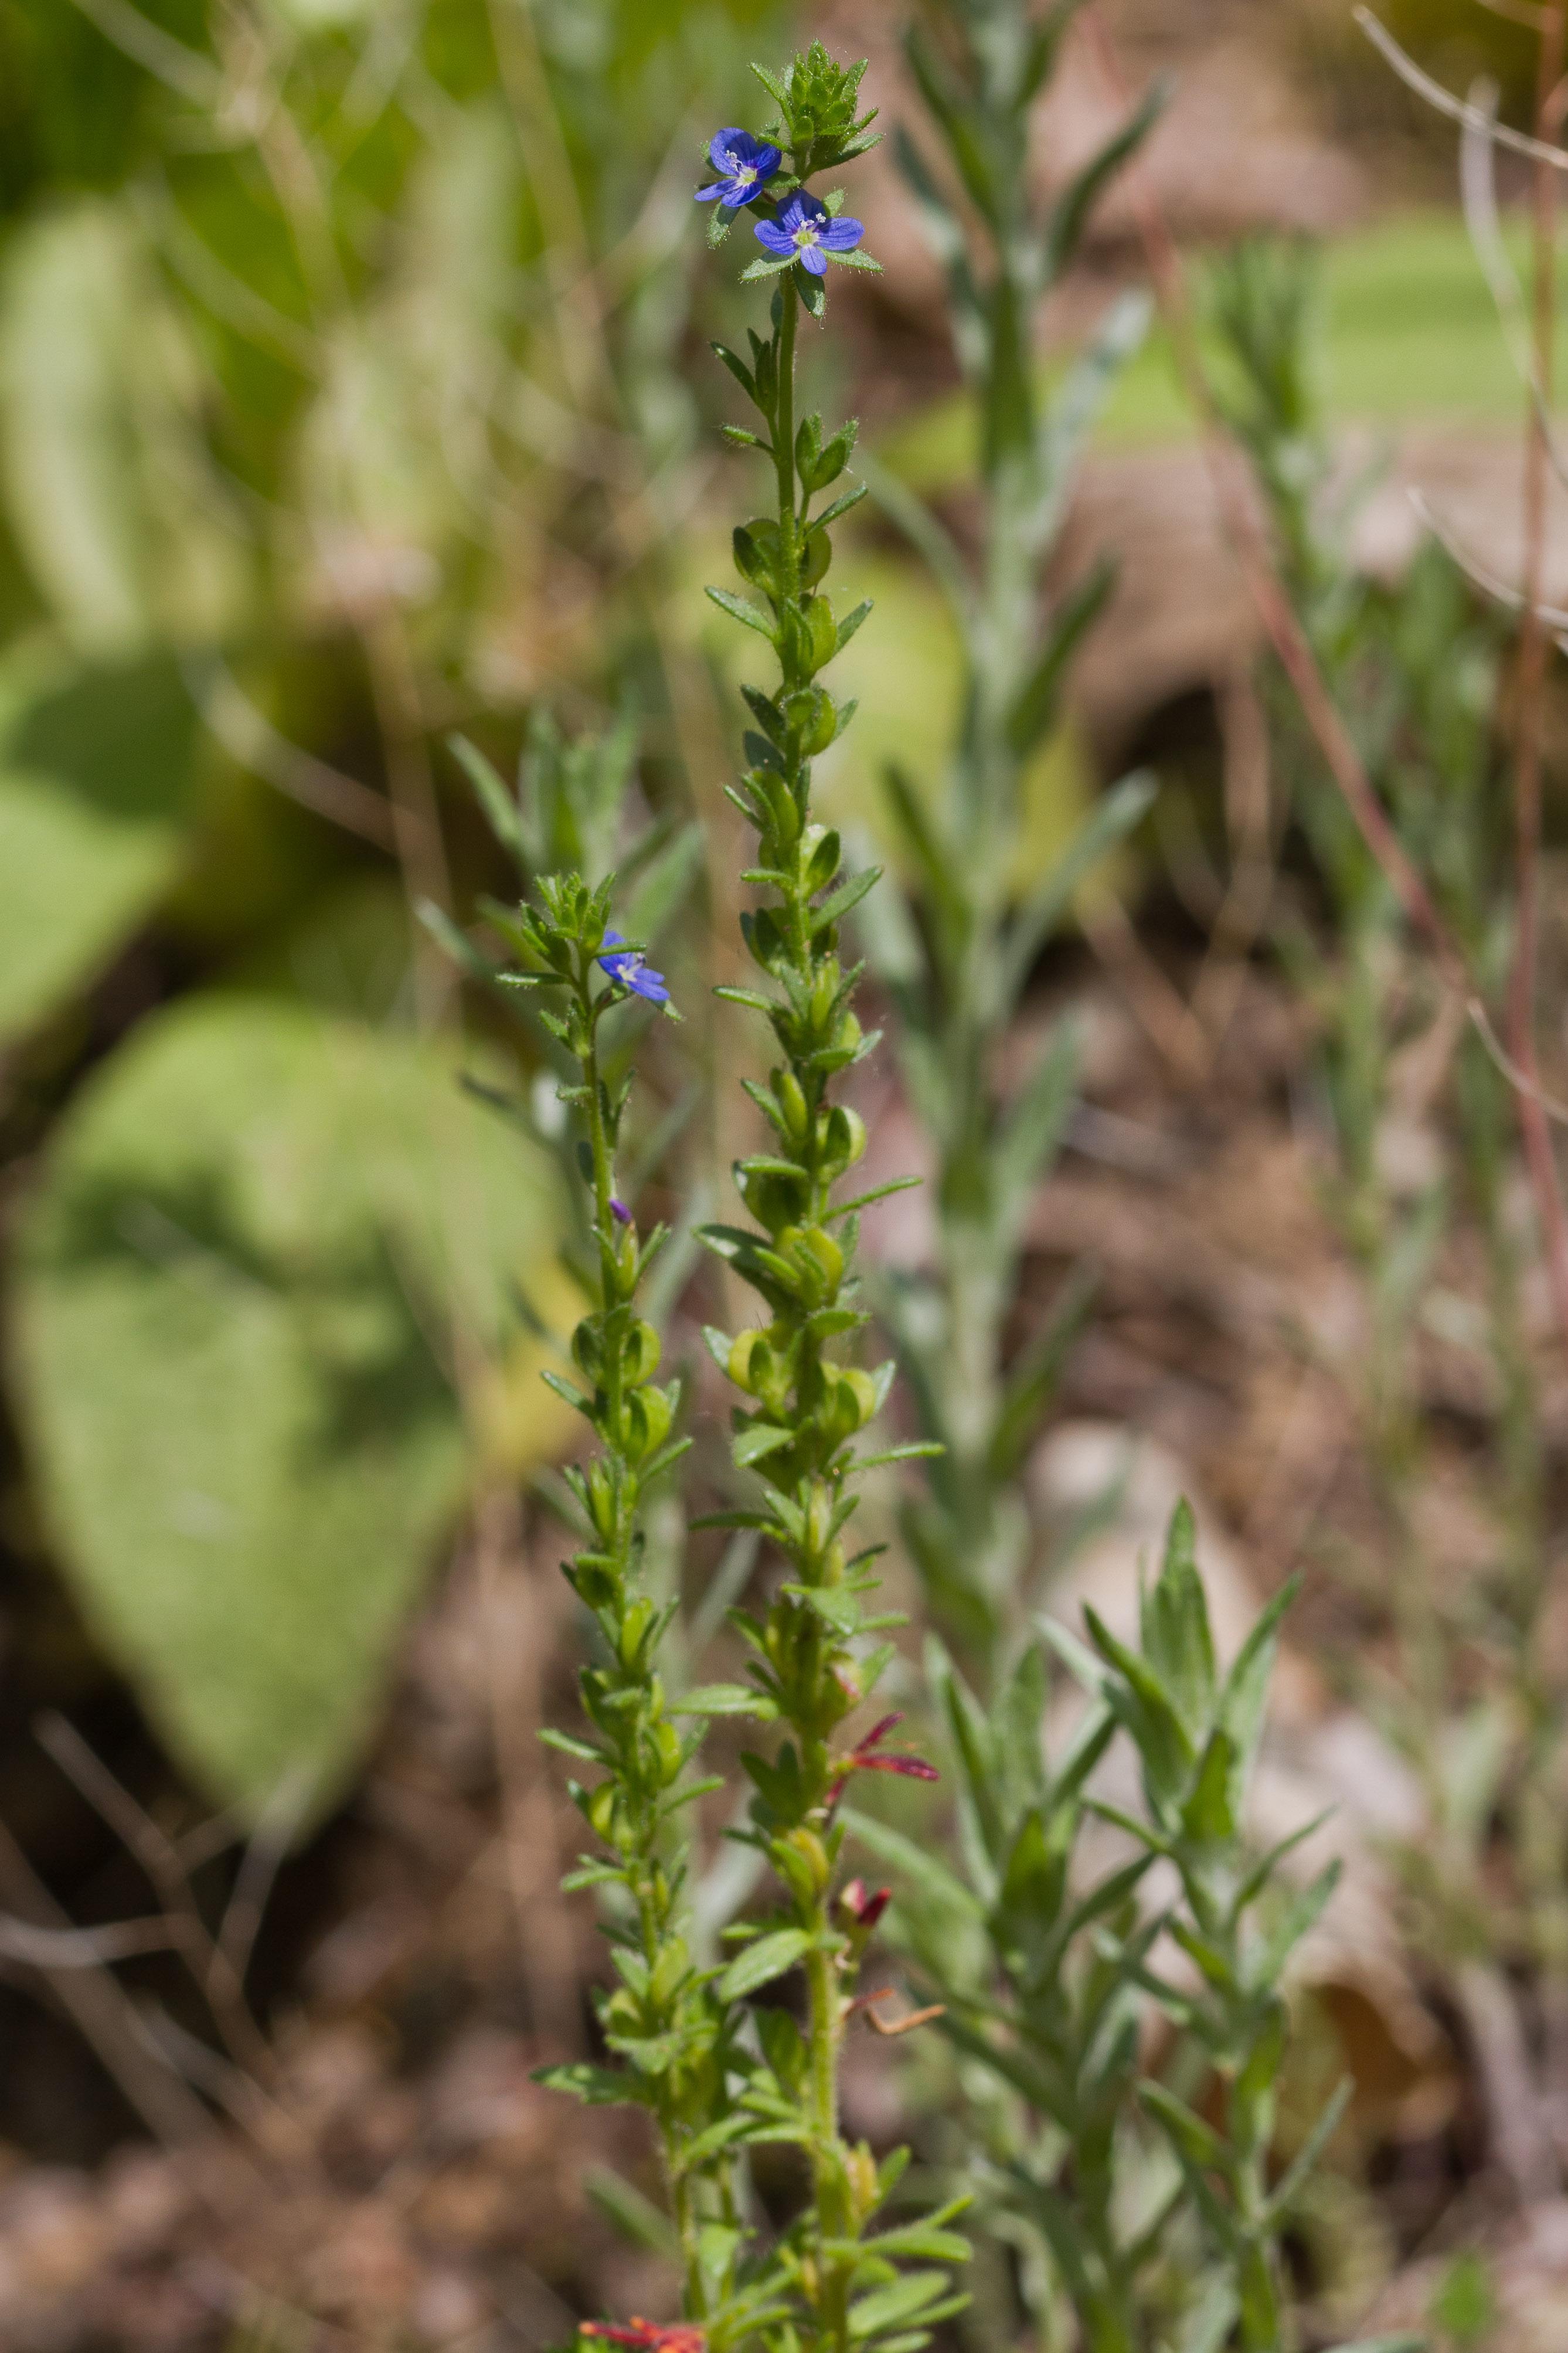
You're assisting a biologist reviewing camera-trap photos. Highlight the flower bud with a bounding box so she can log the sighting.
[625,1383,674,1462]
[784,1825,832,1896]
[821,1104,866,1175]
[846,2142,879,2224]
[838,1879,891,1933]
[728,1329,767,1393]
[571,1317,604,1380]
[587,1781,620,1843]
[623,1320,661,1384]
[795,1225,844,1302]
[834,1367,877,1434]
[652,1719,683,1785]
[620,1597,656,1673]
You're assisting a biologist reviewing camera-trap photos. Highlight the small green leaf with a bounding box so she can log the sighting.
[672,1684,780,1720]
[717,1927,812,2002]
[1081,1603,1195,1802]
[1142,1499,1217,1737]
[733,1422,795,1468]
[534,2062,640,2106]
[706,584,777,640]
[839,1807,984,1921]
[1139,2080,1227,2174]
[538,1727,601,1762]
[1180,1729,1236,1845]
[848,2272,957,2338]
[835,597,873,653]
[449,732,530,870]
[749,59,791,108]
[1250,1859,1342,1991]
[1220,1573,1302,1769]
[786,1581,860,1634]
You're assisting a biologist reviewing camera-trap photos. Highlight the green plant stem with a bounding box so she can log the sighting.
[805,1934,851,2353]
[698,50,968,2353]
[769,315,858,2345]
[776,279,800,593]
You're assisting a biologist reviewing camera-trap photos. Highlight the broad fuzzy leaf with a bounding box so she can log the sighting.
[0,654,199,1048]
[11,999,568,1819]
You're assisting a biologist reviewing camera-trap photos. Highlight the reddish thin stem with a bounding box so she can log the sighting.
[1509,5,1568,1359]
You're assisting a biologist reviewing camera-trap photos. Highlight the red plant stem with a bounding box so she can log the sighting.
[1083,2,1568,1362]
[1511,6,1568,1359]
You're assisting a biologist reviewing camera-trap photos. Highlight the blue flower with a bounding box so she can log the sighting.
[597,931,671,1006]
[695,128,782,209]
[754,190,865,278]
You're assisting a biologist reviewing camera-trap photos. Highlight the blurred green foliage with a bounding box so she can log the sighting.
[1428,2250,1497,2348]
[0,652,199,1043]
[880,211,1568,486]
[0,0,784,1814]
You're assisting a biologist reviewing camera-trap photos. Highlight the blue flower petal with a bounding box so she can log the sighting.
[754,218,797,257]
[819,215,864,251]
[597,931,672,1006]
[798,243,828,276]
[699,130,780,208]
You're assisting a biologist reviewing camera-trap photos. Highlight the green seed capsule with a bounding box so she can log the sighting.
[775,1067,809,1138]
[587,1781,619,1842]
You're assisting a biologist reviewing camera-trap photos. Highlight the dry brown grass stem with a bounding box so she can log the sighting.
[1505,2,1568,1377]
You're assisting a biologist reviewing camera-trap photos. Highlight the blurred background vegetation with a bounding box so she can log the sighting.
[0,0,803,1825]
[9,0,1568,2344]
[0,0,1558,1839]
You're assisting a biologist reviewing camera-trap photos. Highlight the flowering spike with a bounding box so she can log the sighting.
[695,45,958,2353]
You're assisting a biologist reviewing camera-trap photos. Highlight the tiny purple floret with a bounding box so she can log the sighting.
[695,128,783,209]
[610,1197,633,1226]
[597,931,671,1007]
[753,189,865,279]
